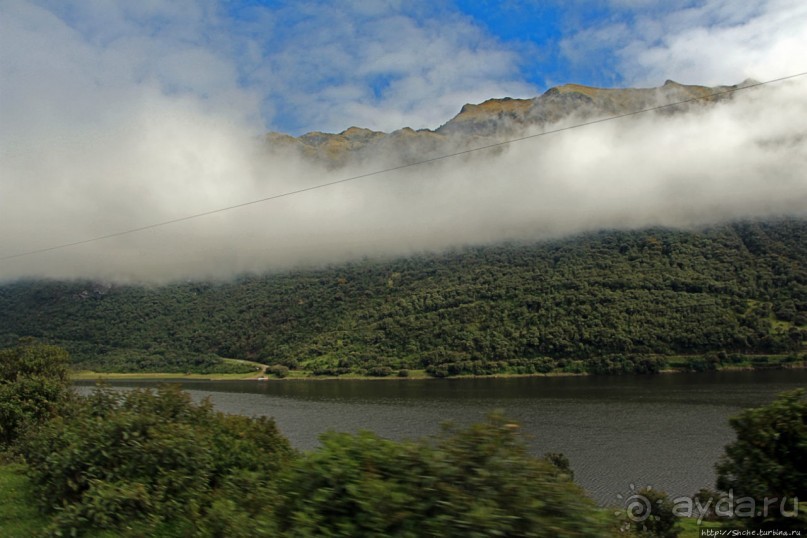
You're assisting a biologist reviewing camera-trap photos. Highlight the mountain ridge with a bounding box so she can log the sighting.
[264,79,754,166]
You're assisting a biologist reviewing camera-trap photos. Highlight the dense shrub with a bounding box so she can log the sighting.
[267,364,290,378]
[366,366,393,377]
[620,487,680,538]
[18,384,293,537]
[275,414,609,537]
[0,341,73,447]
[73,348,256,374]
[716,389,807,530]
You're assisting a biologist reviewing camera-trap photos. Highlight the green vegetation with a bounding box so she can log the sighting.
[64,348,258,375]
[2,219,805,377]
[0,463,50,538]
[607,392,807,536]
[0,343,614,537]
[0,340,73,447]
[715,389,807,530]
[17,384,293,536]
[2,342,807,536]
[70,370,263,381]
[275,417,608,536]
[622,487,681,538]
[677,518,722,538]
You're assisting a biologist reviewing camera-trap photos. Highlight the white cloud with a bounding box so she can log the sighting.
[0,1,538,136]
[248,1,535,133]
[2,75,805,282]
[1,0,805,283]
[630,0,807,85]
[562,0,807,87]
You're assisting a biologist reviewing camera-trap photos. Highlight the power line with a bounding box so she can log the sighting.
[2,71,806,262]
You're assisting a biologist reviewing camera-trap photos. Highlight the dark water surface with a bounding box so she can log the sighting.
[76,369,807,504]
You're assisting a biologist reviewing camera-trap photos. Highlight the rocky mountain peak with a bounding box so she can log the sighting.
[264,80,746,167]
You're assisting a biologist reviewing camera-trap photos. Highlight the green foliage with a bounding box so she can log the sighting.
[0,339,70,383]
[1,220,805,376]
[366,365,393,377]
[545,451,574,480]
[18,384,293,537]
[622,487,680,538]
[74,348,257,375]
[9,381,611,537]
[715,389,807,530]
[267,364,290,378]
[275,414,609,537]
[0,463,51,537]
[0,341,73,447]
[691,488,723,522]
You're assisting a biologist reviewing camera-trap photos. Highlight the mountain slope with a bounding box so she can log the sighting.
[2,80,803,376]
[1,220,804,376]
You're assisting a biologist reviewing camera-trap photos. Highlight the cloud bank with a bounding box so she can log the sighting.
[560,0,807,87]
[1,1,805,283]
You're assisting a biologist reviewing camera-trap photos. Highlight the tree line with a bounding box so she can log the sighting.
[0,219,804,376]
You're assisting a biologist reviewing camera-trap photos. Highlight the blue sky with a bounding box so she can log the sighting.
[4,0,803,136]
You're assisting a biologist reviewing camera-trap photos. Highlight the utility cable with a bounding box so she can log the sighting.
[1,71,805,262]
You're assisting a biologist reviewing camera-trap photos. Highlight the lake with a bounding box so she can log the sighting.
[76,369,807,505]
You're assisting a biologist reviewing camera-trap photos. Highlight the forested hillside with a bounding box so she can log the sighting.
[1,219,805,376]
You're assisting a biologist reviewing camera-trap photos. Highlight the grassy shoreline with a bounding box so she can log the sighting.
[71,370,264,381]
[70,357,807,383]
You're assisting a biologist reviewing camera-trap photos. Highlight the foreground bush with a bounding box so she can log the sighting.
[0,341,73,447]
[13,376,610,536]
[19,384,293,537]
[715,389,807,530]
[275,414,609,537]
